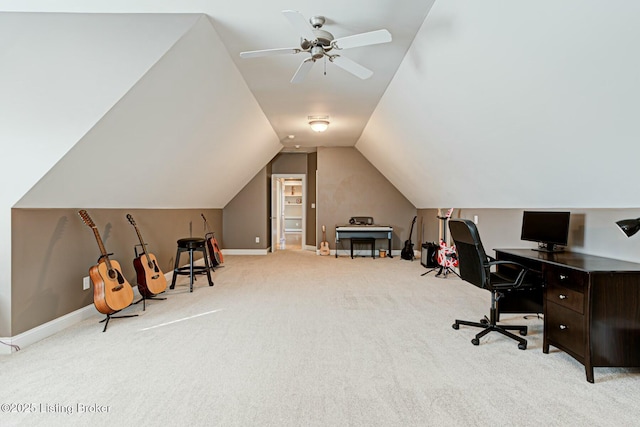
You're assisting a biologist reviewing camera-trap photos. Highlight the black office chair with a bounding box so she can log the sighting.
[449,219,536,350]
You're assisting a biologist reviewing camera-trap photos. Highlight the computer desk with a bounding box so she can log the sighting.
[495,248,640,383]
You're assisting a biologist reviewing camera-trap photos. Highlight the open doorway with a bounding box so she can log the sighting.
[271,174,306,252]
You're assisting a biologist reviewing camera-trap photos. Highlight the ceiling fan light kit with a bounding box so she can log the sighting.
[239,10,392,83]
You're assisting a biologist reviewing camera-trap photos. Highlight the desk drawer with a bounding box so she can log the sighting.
[545,266,586,293]
[546,301,585,358]
[546,285,584,314]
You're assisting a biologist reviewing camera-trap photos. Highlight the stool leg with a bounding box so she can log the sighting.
[189,249,194,293]
[170,248,182,289]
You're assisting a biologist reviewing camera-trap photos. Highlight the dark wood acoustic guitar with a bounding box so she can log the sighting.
[201,214,223,267]
[401,216,417,260]
[78,210,134,314]
[126,214,167,297]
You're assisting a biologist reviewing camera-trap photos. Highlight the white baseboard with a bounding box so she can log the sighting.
[222,249,270,255]
[0,304,100,355]
[0,269,179,355]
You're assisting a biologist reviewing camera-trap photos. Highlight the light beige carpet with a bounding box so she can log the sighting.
[1,250,639,426]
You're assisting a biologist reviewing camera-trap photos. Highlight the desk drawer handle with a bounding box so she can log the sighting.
[559,274,569,281]
[559,324,568,330]
[558,294,568,300]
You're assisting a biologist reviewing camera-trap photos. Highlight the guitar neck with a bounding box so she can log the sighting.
[133,226,152,264]
[91,227,113,271]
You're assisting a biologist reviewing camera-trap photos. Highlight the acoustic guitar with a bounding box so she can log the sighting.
[320,225,330,255]
[126,214,167,297]
[78,210,134,314]
[201,214,223,267]
[401,216,417,260]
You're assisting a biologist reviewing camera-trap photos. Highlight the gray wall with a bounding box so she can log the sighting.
[10,208,221,335]
[224,153,319,250]
[223,167,270,250]
[306,153,317,247]
[317,147,417,250]
[418,208,640,264]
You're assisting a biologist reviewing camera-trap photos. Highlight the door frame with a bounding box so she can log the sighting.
[271,173,306,252]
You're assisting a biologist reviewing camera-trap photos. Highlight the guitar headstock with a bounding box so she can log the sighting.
[126,214,136,226]
[78,210,96,228]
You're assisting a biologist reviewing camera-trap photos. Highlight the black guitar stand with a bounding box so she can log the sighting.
[99,310,138,333]
[421,213,460,279]
[132,244,166,311]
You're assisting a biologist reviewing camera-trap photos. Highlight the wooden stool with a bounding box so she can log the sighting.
[169,238,214,292]
[351,238,376,259]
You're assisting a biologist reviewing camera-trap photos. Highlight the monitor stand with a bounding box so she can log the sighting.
[532,243,564,253]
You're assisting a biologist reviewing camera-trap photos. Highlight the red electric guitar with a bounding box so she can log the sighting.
[435,208,459,277]
[422,208,459,278]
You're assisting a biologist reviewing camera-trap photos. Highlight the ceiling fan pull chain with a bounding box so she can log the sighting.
[324,56,327,76]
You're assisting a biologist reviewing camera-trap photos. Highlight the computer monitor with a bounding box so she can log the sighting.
[520,211,570,253]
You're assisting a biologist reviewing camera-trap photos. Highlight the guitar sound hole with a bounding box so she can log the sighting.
[108,269,117,280]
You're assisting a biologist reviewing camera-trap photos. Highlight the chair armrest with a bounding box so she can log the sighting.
[485,260,530,288]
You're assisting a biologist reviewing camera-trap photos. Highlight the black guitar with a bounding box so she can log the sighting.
[401,216,417,260]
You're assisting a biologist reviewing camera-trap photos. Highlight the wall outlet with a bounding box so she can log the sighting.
[255,236,260,243]
[83,276,91,291]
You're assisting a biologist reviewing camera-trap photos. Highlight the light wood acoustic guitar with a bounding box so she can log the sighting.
[320,225,330,255]
[126,214,167,297]
[78,210,134,314]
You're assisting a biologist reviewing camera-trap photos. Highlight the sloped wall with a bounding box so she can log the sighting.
[15,15,281,208]
[0,12,202,336]
[1,13,281,336]
[357,1,640,209]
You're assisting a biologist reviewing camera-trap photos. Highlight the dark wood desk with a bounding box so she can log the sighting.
[495,248,640,383]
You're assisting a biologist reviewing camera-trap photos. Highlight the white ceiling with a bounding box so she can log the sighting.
[0,0,435,152]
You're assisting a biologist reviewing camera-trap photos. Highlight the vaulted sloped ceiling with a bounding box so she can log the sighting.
[13,14,281,208]
[357,1,640,209]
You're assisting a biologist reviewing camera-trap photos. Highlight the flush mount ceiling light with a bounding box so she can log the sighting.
[308,115,330,132]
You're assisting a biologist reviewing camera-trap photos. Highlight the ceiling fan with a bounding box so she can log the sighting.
[239,10,392,83]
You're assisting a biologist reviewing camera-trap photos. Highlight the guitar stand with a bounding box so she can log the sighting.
[133,293,167,311]
[421,265,461,278]
[99,310,138,333]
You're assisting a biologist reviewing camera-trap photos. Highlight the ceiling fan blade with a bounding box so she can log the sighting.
[240,47,300,59]
[332,29,392,50]
[330,55,373,80]
[290,58,315,84]
[282,10,316,42]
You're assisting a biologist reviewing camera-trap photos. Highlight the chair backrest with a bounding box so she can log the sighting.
[448,219,490,289]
